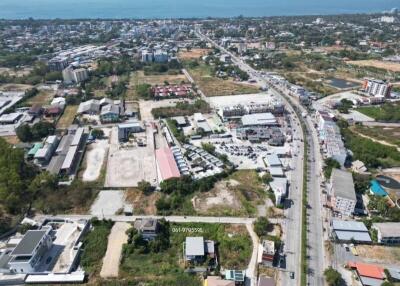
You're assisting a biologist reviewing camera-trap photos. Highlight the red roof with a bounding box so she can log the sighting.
[347,262,385,279]
[156,147,181,181]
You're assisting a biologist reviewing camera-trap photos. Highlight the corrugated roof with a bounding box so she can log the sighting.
[372,222,400,238]
[335,231,372,242]
[71,127,84,146]
[332,220,368,232]
[265,154,281,166]
[331,169,356,201]
[156,147,181,181]
[61,145,78,170]
[241,113,276,126]
[347,262,384,279]
[185,237,204,257]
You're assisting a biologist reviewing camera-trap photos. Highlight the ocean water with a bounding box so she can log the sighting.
[0,0,398,19]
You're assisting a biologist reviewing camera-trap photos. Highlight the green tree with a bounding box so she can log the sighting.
[138,180,153,194]
[324,267,343,286]
[91,129,104,139]
[254,217,270,237]
[16,124,33,142]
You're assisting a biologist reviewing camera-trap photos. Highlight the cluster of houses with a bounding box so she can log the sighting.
[151,84,193,99]
[77,98,126,123]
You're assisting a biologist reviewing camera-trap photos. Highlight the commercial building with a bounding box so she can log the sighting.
[8,228,53,274]
[155,147,181,182]
[329,169,356,217]
[194,113,212,134]
[347,262,385,286]
[269,178,288,205]
[331,220,371,243]
[372,223,400,245]
[363,78,392,98]
[241,113,277,127]
[60,127,86,176]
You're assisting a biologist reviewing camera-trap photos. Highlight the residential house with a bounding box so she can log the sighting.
[133,219,159,240]
[8,228,53,274]
[261,240,276,266]
[100,104,120,123]
[184,237,215,262]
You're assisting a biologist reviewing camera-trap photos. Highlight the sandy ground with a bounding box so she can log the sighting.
[193,179,242,212]
[178,48,210,60]
[100,222,131,278]
[347,59,400,72]
[82,129,111,182]
[356,245,400,266]
[90,190,127,216]
[104,126,158,187]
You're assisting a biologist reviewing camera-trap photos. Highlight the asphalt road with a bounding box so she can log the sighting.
[195,29,326,286]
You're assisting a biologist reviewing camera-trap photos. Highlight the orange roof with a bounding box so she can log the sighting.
[347,262,385,279]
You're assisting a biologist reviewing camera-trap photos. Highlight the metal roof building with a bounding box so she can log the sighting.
[265,154,282,167]
[331,220,371,243]
[241,113,277,127]
[155,147,181,181]
[11,230,49,256]
[185,237,205,258]
[331,169,356,201]
[372,222,400,244]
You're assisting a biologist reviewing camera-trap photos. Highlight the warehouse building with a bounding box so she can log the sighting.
[329,169,356,217]
[372,223,400,245]
[155,147,181,182]
[331,220,371,243]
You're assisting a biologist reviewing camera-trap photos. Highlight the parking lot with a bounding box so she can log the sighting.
[104,125,158,187]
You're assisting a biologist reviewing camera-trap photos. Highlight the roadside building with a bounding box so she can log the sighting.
[269,177,288,205]
[331,220,372,243]
[261,240,275,266]
[241,113,277,127]
[329,169,356,217]
[133,219,159,240]
[347,262,385,286]
[225,270,245,283]
[372,223,400,245]
[34,136,60,166]
[8,228,53,274]
[265,154,282,167]
[27,143,44,159]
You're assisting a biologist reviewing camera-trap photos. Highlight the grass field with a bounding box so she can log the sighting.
[357,102,400,122]
[26,90,55,106]
[120,222,252,286]
[352,125,400,147]
[187,63,259,97]
[56,105,78,129]
[347,60,400,72]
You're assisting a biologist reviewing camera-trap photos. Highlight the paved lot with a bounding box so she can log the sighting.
[100,222,131,278]
[90,190,127,216]
[82,128,111,182]
[104,126,158,187]
[207,92,273,109]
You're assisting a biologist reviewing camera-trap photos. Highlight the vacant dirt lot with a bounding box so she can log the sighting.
[347,60,400,72]
[0,83,33,92]
[193,179,242,214]
[356,245,400,266]
[100,222,131,278]
[82,129,111,182]
[178,48,210,60]
[26,89,55,106]
[105,126,157,188]
[125,188,160,215]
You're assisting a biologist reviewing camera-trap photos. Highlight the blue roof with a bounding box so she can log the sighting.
[370,180,388,197]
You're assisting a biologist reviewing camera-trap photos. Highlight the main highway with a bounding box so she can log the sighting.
[195,28,326,285]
